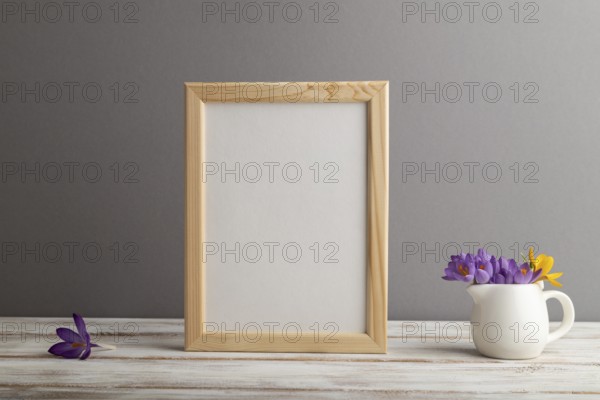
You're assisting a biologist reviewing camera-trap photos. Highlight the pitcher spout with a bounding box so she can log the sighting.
[466,283,490,304]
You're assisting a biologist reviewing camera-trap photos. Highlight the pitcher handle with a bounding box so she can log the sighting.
[543,290,575,344]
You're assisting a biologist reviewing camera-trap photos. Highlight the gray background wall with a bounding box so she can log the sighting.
[1,0,598,321]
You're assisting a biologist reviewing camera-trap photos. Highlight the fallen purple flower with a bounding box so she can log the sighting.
[48,313,98,360]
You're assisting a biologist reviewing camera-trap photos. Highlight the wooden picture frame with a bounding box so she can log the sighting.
[185,81,388,353]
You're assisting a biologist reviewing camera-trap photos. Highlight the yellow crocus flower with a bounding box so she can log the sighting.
[529,247,563,287]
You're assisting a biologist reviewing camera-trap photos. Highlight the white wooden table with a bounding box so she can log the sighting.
[1,318,598,399]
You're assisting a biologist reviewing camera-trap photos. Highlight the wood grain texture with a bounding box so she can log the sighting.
[184,85,206,350]
[184,82,389,353]
[366,82,389,352]
[0,319,598,400]
[186,81,388,103]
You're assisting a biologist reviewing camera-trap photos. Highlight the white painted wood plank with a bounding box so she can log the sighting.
[0,358,598,393]
[1,335,598,365]
[2,318,599,339]
[1,387,599,400]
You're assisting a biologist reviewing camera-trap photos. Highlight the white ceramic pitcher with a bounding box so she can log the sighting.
[467,282,575,359]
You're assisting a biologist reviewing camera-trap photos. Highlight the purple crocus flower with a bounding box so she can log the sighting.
[48,313,97,360]
[474,257,493,284]
[442,254,462,280]
[513,262,533,284]
[513,262,543,284]
[489,256,507,283]
[498,256,509,274]
[477,248,492,262]
[489,256,500,276]
[497,258,519,284]
[442,253,475,282]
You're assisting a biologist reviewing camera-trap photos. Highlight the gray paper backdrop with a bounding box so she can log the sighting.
[1,0,598,321]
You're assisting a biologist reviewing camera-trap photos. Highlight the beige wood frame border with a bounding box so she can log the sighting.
[185,81,388,353]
